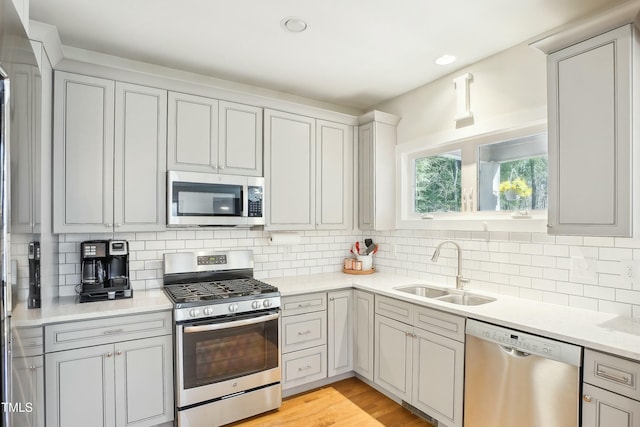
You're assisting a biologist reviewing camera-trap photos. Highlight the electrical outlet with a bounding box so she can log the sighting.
[569,257,597,284]
[620,260,640,289]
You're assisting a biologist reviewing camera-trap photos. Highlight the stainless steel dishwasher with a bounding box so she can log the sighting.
[465,319,582,427]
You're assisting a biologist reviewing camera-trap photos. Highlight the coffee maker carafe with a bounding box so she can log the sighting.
[79,240,132,302]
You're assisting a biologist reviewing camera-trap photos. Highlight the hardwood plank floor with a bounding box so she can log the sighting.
[228,378,435,427]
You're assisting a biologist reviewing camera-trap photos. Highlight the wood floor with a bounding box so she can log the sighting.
[228,377,435,427]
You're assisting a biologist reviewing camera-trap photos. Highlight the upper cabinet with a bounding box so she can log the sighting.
[264,109,353,231]
[358,111,400,231]
[532,2,640,237]
[53,71,167,233]
[168,93,263,176]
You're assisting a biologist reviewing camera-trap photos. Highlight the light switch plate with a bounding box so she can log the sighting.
[620,259,640,290]
[569,257,597,284]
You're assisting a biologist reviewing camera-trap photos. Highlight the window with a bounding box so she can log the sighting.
[478,133,548,212]
[399,123,549,229]
[414,150,461,214]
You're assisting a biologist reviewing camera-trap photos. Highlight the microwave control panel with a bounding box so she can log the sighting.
[248,186,263,218]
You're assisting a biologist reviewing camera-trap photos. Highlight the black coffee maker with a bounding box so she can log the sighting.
[79,240,132,302]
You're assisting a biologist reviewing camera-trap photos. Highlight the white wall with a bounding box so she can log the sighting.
[376,42,547,146]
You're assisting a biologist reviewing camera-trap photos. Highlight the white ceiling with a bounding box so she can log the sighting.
[30,0,626,110]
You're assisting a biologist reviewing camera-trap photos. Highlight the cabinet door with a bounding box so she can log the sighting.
[219,101,263,176]
[167,91,219,172]
[114,335,174,427]
[547,25,633,236]
[316,120,353,230]
[412,328,464,427]
[353,290,374,381]
[264,109,316,230]
[374,314,412,401]
[10,64,33,233]
[12,355,44,427]
[53,71,115,233]
[583,383,640,427]
[328,290,353,376]
[46,344,116,427]
[358,122,374,230]
[114,82,167,231]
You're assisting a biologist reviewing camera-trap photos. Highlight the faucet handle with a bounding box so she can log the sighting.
[457,276,470,289]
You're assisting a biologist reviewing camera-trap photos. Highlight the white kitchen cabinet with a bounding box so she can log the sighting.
[374,313,413,402]
[264,109,316,230]
[280,292,328,390]
[12,355,44,427]
[219,100,263,176]
[168,94,263,176]
[327,289,353,377]
[53,71,167,233]
[10,63,40,234]
[582,349,640,427]
[11,326,44,427]
[316,120,353,230]
[264,109,354,231]
[583,383,640,427]
[167,91,219,173]
[114,82,167,231]
[45,311,174,427]
[358,111,400,231]
[542,24,639,236]
[353,290,374,381]
[374,295,465,427]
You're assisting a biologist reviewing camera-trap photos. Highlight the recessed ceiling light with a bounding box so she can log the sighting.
[281,17,308,33]
[435,54,456,65]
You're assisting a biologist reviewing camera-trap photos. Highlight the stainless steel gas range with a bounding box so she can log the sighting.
[163,250,281,427]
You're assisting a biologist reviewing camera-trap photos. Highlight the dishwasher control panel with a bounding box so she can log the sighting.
[466,319,582,366]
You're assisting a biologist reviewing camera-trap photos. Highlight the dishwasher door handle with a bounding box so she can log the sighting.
[500,345,531,358]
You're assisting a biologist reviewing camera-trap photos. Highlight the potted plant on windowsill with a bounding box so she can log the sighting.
[499,177,532,201]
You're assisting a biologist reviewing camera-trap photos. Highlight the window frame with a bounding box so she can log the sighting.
[397,122,549,232]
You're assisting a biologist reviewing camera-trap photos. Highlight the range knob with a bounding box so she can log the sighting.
[189,309,200,318]
[251,300,261,310]
[228,303,239,313]
[263,299,272,308]
[203,307,213,316]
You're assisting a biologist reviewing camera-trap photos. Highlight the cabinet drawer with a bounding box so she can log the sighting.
[375,295,413,324]
[45,311,172,353]
[13,326,43,357]
[282,311,327,354]
[282,293,327,316]
[584,349,640,401]
[414,306,465,342]
[282,345,327,390]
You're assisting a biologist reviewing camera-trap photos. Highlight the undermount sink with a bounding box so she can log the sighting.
[435,293,496,306]
[394,285,450,298]
[394,285,496,306]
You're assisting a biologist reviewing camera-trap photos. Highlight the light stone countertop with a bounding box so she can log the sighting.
[10,289,173,327]
[267,271,640,361]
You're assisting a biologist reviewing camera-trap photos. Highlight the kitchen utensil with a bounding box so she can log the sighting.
[355,241,361,255]
[364,238,373,247]
[366,243,378,255]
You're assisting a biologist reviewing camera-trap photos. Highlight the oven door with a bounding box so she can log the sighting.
[175,310,280,408]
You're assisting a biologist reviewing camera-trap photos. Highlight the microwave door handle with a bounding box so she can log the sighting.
[183,312,280,333]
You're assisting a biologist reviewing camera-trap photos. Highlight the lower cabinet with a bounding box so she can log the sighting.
[374,295,465,427]
[328,290,353,377]
[44,311,174,427]
[11,355,44,427]
[582,349,640,427]
[353,290,374,381]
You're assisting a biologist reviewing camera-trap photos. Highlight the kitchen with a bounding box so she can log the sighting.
[3,0,640,426]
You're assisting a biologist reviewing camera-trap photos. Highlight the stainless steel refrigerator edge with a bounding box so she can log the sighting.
[0,1,38,426]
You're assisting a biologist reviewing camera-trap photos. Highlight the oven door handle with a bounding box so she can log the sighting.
[183,312,280,333]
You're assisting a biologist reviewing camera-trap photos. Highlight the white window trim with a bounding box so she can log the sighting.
[396,121,549,232]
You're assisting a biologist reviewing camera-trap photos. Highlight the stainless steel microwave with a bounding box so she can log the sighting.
[167,171,264,227]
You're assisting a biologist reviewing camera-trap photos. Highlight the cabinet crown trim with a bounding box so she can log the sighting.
[530,0,640,54]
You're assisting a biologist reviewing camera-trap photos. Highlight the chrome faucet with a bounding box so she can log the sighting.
[431,240,470,290]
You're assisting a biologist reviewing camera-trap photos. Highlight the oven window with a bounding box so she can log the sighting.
[182,316,278,389]
[172,181,242,217]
